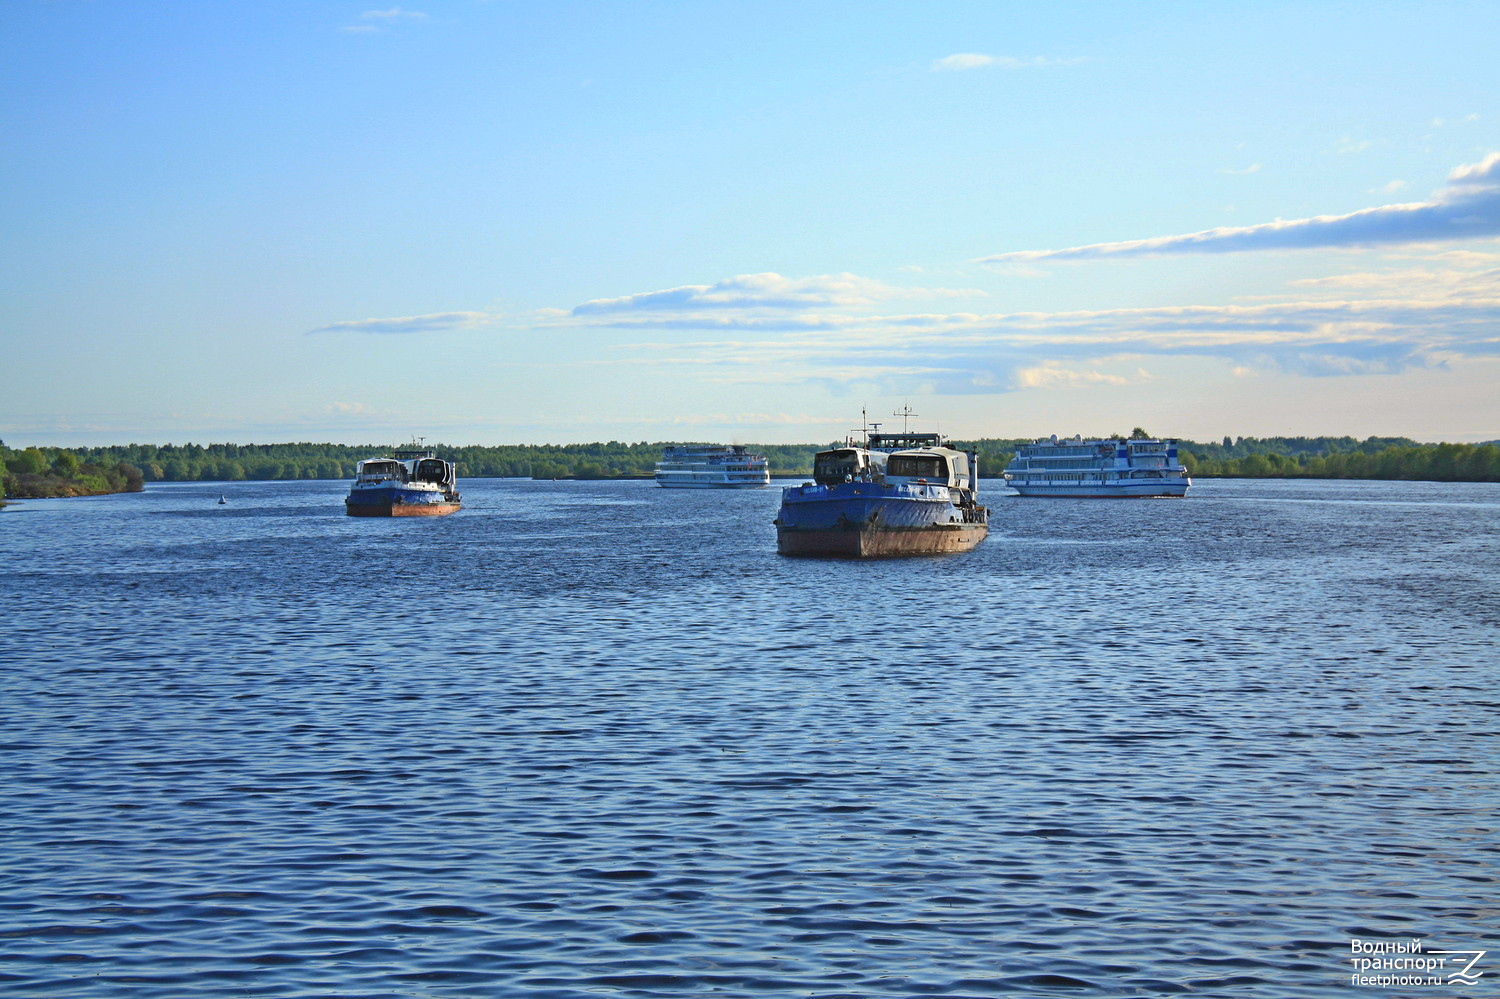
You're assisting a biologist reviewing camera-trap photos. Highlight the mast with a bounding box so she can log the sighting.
[851,407,880,448]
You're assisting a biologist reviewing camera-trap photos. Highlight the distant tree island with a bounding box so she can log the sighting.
[1,441,144,502]
[3,435,1499,500]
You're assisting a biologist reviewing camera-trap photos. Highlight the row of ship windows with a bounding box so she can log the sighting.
[1023,446,1104,457]
[1014,473,1106,481]
[1024,446,1168,457]
[1017,460,1168,470]
[1015,458,1109,468]
[658,466,766,472]
[1015,472,1174,481]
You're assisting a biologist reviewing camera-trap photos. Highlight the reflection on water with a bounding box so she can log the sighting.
[2,478,1497,996]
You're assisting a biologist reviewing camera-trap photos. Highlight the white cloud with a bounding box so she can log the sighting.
[1013,365,1134,389]
[979,153,1500,263]
[309,311,493,334]
[570,272,972,317]
[309,248,1500,403]
[932,53,996,71]
[310,274,976,340]
[1429,249,1500,265]
[930,53,1081,72]
[1289,263,1500,296]
[1219,163,1262,175]
[343,8,426,32]
[579,288,1500,394]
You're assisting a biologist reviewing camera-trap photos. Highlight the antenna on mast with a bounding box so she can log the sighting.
[892,405,918,434]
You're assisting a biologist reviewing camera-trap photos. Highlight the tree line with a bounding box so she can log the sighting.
[1181,439,1500,481]
[1,441,145,499]
[5,435,1500,499]
[3,439,1035,483]
[11,441,822,483]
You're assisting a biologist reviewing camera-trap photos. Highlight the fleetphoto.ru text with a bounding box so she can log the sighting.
[1349,939,1487,989]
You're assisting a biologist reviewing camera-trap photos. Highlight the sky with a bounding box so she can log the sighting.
[3,1,1499,448]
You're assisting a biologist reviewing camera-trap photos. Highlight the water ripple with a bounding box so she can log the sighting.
[2,478,1497,996]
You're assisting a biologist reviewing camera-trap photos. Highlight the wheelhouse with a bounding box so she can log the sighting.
[812,447,886,485]
[884,447,972,490]
[357,459,405,481]
[413,457,454,485]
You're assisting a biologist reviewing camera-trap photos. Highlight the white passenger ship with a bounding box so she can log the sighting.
[654,444,771,488]
[1004,435,1191,497]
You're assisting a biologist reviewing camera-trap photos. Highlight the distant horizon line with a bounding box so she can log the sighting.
[9,433,1497,450]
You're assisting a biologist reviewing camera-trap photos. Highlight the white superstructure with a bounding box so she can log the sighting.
[655,444,771,488]
[1004,435,1190,497]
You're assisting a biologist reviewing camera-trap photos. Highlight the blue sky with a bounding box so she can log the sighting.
[4,1,1499,446]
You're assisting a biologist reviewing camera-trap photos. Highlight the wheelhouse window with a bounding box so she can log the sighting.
[888,455,946,479]
[414,458,448,483]
[813,450,863,484]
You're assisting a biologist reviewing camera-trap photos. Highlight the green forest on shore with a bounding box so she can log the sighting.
[1,441,144,500]
[4,434,1500,500]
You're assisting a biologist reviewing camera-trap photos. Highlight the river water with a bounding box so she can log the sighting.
[2,478,1496,997]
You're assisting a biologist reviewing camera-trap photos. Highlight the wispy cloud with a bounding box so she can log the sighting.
[1289,260,1500,295]
[1012,364,1138,389]
[575,264,1500,394]
[308,273,970,338]
[342,7,427,32]
[309,311,493,335]
[362,7,427,19]
[930,53,1082,72]
[979,153,1500,263]
[571,272,973,317]
[309,254,1500,400]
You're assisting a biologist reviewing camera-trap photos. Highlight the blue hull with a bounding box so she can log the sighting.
[777,483,961,529]
[345,483,461,517]
[776,482,987,556]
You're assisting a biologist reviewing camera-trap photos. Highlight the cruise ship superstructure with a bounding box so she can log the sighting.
[1004,435,1190,498]
[654,445,771,488]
